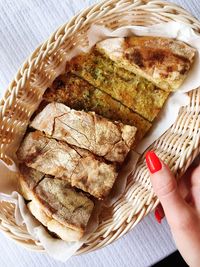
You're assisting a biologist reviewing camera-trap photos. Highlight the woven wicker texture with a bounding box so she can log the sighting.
[0,0,199,254]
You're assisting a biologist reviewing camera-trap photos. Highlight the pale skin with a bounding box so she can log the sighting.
[147,156,200,267]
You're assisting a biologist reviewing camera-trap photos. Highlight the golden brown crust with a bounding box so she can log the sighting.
[66,50,169,121]
[96,36,196,91]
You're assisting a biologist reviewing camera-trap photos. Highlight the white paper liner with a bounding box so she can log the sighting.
[0,21,200,261]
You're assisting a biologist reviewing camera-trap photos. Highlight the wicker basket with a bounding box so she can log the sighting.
[0,0,200,254]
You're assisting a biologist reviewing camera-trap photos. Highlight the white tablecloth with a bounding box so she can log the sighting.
[0,1,199,266]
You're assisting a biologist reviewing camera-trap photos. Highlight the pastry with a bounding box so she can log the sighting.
[30,102,137,163]
[17,131,118,199]
[19,165,94,241]
[67,49,169,121]
[96,36,196,91]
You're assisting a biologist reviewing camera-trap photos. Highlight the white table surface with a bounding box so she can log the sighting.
[0,1,199,266]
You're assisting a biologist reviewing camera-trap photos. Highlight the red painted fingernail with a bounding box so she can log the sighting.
[154,209,162,224]
[145,151,162,174]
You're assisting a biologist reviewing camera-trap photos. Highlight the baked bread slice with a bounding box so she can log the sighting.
[44,73,152,142]
[96,36,196,91]
[66,50,169,121]
[19,165,94,241]
[30,102,137,163]
[17,131,118,199]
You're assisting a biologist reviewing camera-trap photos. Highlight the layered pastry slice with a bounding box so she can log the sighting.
[17,131,118,199]
[66,49,170,122]
[30,103,137,163]
[19,165,94,241]
[43,73,152,142]
[96,36,196,91]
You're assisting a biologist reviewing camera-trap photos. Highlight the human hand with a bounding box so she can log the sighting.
[145,151,200,267]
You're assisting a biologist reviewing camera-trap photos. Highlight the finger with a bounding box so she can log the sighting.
[177,167,193,198]
[145,151,191,227]
[177,162,200,198]
[190,164,200,211]
[189,164,200,212]
[191,187,200,212]
[190,163,200,187]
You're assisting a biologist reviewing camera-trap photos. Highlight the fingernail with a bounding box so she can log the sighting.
[145,151,162,174]
[154,209,162,224]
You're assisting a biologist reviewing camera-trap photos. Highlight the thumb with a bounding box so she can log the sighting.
[145,151,189,226]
